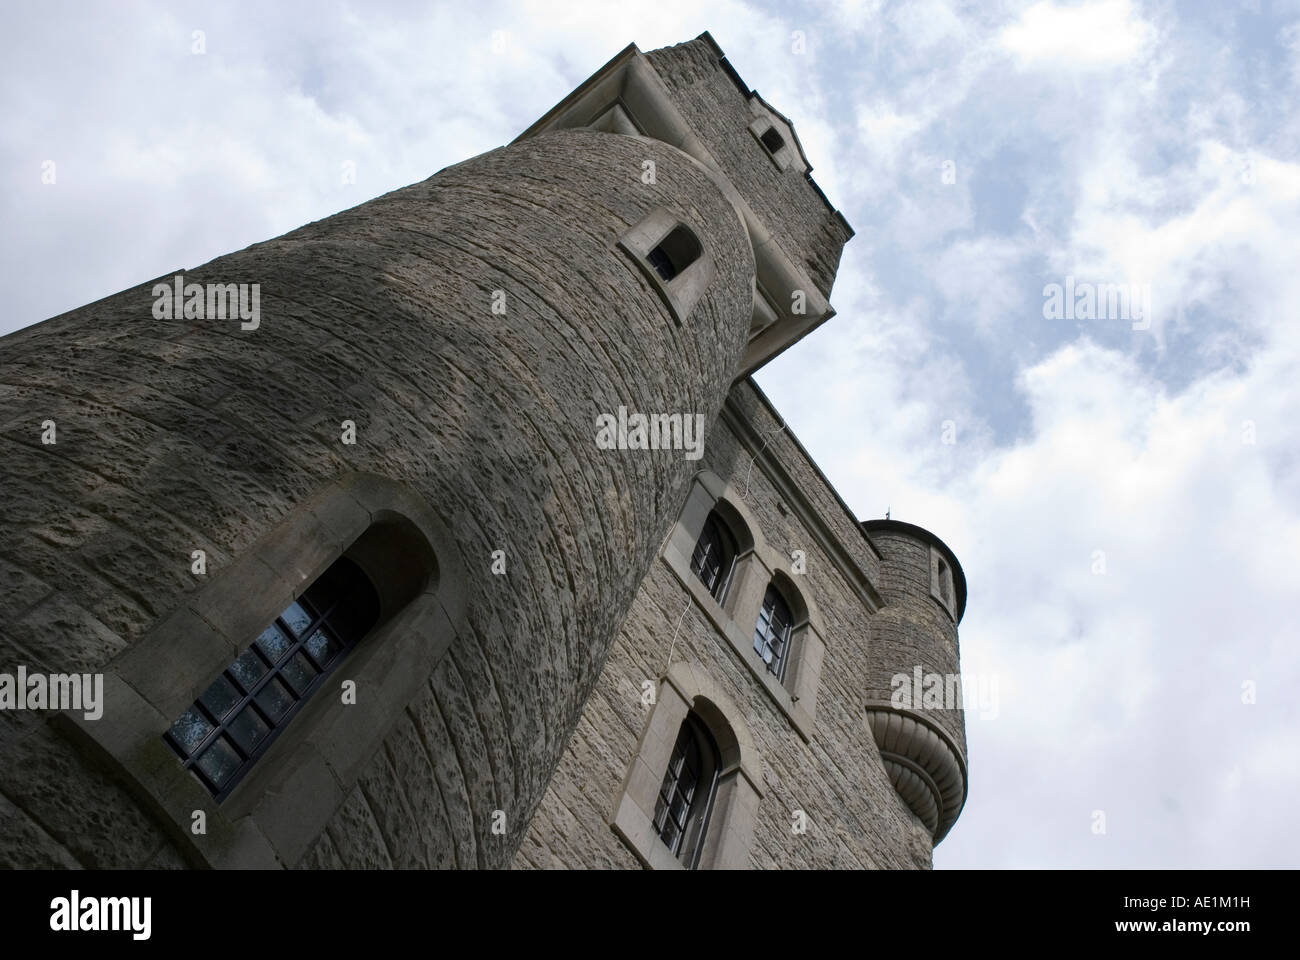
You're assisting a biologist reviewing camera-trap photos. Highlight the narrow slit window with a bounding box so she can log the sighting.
[164,555,380,801]
[937,557,952,606]
[760,126,785,155]
[646,225,702,282]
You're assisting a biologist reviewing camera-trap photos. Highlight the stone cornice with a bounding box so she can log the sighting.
[511,39,838,376]
[719,389,884,615]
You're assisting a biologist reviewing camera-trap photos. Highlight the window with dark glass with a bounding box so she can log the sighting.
[164,555,380,801]
[753,583,794,680]
[646,225,702,282]
[937,557,952,606]
[653,713,720,868]
[689,511,737,603]
[759,126,785,155]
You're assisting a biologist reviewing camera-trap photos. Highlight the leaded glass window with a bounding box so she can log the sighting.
[652,713,720,868]
[689,511,736,603]
[753,583,794,680]
[165,555,379,800]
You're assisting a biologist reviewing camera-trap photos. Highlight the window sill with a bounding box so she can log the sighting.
[930,592,958,624]
[610,793,686,871]
[617,238,687,326]
[661,543,815,743]
[55,672,282,868]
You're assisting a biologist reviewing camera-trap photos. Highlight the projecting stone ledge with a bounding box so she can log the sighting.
[865,706,967,842]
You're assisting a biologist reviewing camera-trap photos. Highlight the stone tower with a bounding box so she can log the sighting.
[0,33,967,870]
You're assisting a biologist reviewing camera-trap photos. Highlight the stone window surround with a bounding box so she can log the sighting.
[747,116,793,172]
[617,204,716,327]
[655,712,719,867]
[512,44,836,378]
[610,661,763,870]
[54,472,468,869]
[661,469,824,743]
[929,545,957,623]
[689,508,741,605]
[745,96,810,175]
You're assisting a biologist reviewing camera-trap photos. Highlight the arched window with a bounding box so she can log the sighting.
[928,545,958,620]
[618,207,715,325]
[69,475,466,868]
[164,555,380,801]
[753,582,794,681]
[647,225,702,282]
[936,557,952,606]
[610,663,764,870]
[689,510,737,603]
[652,712,720,869]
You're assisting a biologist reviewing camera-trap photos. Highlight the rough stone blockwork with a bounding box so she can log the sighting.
[864,528,966,754]
[646,39,853,297]
[0,129,754,868]
[0,32,965,871]
[514,381,938,870]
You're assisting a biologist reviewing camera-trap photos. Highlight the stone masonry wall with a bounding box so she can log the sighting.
[647,37,853,297]
[513,379,935,869]
[0,129,754,868]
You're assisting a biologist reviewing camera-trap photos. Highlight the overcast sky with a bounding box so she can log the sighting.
[3,0,1297,868]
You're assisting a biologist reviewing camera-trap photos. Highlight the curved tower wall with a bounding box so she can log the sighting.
[861,520,968,842]
[0,128,755,867]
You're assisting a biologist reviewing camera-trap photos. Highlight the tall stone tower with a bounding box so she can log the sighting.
[0,33,967,870]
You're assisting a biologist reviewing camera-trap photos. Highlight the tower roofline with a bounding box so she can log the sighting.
[690,31,854,240]
[861,518,968,622]
[514,34,854,242]
[512,33,851,376]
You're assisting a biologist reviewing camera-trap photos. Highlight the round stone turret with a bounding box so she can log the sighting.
[0,127,755,867]
[861,519,968,843]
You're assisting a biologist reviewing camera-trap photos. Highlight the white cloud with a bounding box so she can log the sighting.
[1062,139,1300,349]
[931,235,1036,340]
[930,333,1300,867]
[855,102,927,166]
[891,0,971,51]
[0,0,804,336]
[1000,0,1155,68]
